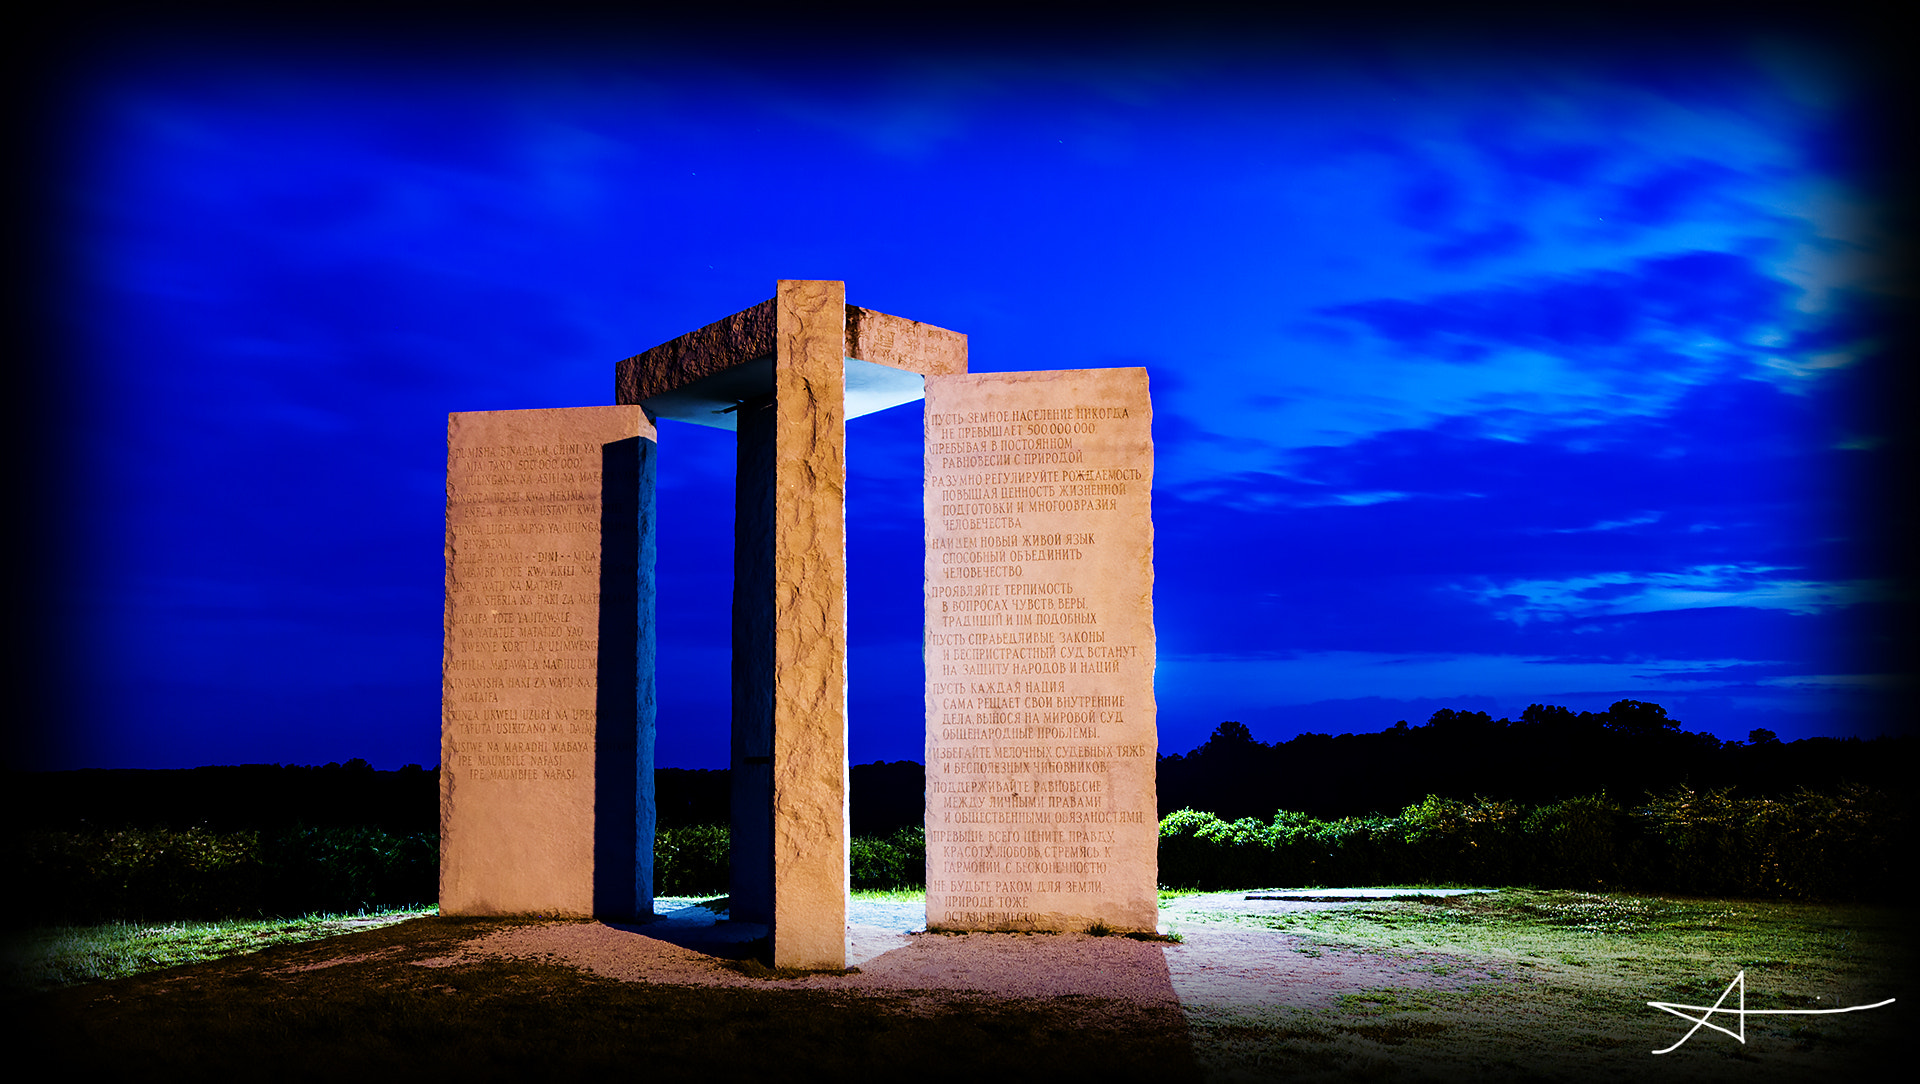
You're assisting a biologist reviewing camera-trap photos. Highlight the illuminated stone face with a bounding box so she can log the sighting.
[923,367,1159,934]
[440,404,656,918]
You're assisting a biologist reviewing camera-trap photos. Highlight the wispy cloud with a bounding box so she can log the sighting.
[1160,649,1785,706]
[1546,512,1662,534]
[1460,565,1887,624]
[1314,251,1812,426]
[1152,647,1896,750]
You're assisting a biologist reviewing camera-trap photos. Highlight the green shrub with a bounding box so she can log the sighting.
[1768,784,1902,900]
[13,824,436,924]
[1636,784,1904,900]
[1158,784,1905,900]
[1521,792,1642,889]
[851,826,926,890]
[653,824,928,895]
[17,826,261,923]
[1300,814,1408,885]
[653,824,730,896]
[17,821,935,921]
[1158,809,1269,889]
[1401,795,1528,884]
[257,824,437,915]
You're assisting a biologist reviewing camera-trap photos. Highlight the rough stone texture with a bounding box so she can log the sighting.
[614,299,966,409]
[770,279,852,970]
[441,406,657,917]
[922,368,1157,933]
[846,306,969,376]
[614,300,776,406]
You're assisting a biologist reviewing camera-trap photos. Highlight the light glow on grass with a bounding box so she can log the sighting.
[849,888,925,903]
[1163,887,1905,1077]
[6,907,436,993]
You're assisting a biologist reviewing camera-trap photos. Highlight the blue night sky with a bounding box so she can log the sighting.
[28,11,1908,771]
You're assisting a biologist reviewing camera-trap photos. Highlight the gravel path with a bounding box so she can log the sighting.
[406,891,1508,1011]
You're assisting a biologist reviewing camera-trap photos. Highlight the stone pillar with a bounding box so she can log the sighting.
[441,405,657,917]
[768,279,851,969]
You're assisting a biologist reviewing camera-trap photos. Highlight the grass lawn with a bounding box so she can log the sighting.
[1162,887,1907,1082]
[5,909,436,993]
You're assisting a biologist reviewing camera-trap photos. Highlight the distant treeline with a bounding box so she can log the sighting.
[1160,703,1912,821]
[12,761,439,834]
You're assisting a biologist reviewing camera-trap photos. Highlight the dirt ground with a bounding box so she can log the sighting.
[394,891,1899,1082]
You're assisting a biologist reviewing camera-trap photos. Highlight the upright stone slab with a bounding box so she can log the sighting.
[923,368,1157,933]
[441,405,657,917]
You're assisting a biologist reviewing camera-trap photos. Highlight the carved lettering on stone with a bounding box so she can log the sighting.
[923,368,1157,933]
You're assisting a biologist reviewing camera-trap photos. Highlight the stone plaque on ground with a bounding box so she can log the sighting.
[441,405,656,917]
[922,368,1157,932]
